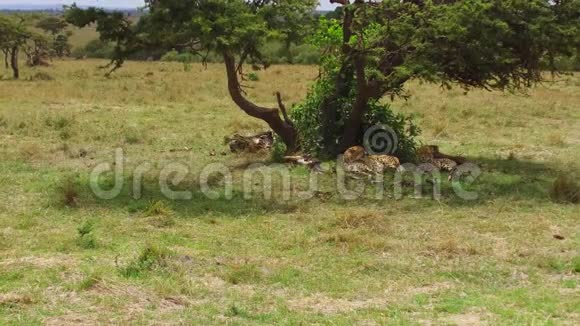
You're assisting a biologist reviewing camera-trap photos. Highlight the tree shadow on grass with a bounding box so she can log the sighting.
[69,156,571,217]
[440,156,567,206]
[73,174,301,218]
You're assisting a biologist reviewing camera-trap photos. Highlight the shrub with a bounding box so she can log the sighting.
[247,72,259,81]
[120,245,172,278]
[552,54,580,71]
[76,220,97,249]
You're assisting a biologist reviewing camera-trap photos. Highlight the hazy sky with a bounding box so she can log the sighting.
[0,0,339,10]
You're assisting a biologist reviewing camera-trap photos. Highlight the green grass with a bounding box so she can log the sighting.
[0,60,578,324]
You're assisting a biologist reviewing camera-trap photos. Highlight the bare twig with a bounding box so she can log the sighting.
[276,92,294,126]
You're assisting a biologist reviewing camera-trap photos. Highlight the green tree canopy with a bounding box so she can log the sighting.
[36,16,68,36]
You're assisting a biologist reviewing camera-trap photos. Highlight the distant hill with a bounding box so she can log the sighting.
[0,4,141,13]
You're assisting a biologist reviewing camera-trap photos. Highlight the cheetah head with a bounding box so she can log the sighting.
[343,146,366,163]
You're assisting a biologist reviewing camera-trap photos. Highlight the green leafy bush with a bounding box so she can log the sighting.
[72,39,115,59]
[292,44,320,65]
[247,72,260,81]
[553,54,580,71]
[76,220,97,249]
[160,49,222,64]
[160,50,195,63]
[290,78,420,162]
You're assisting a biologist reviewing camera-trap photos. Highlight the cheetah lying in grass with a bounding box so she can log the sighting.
[343,146,400,177]
[342,145,468,180]
[416,145,468,180]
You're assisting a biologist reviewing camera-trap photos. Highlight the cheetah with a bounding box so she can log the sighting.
[416,145,466,180]
[343,146,400,176]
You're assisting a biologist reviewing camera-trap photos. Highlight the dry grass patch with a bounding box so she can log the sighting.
[336,209,390,233]
[425,238,479,258]
[445,311,489,325]
[0,255,78,269]
[0,293,34,307]
[547,132,566,147]
[287,293,390,315]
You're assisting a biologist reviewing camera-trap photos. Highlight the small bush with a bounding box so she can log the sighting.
[550,174,579,204]
[120,245,172,278]
[77,220,94,237]
[247,72,259,81]
[72,39,115,59]
[76,220,97,249]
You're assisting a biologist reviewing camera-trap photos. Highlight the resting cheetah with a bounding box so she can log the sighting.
[416,145,466,180]
[343,146,400,175]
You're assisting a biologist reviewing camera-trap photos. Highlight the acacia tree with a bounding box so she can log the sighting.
[36,16,72,57]
[0,15,31,79]
[65,0,579,155]
[36,16,68,36]
[23,32,51,66]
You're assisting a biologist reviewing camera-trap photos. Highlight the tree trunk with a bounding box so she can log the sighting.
[223,51,299,154]
[10,46,19,80]
[284,39,293,64]
[340,52,369,151]
[325,1,373,153]
[318,6,356,156]
[2,49,8,69]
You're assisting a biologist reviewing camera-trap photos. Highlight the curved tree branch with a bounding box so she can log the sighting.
[223,51,298,153]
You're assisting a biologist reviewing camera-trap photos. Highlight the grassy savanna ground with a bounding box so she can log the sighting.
[0,60,579,325]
